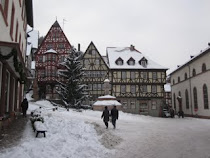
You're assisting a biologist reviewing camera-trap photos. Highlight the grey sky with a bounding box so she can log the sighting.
[33,0,210,74]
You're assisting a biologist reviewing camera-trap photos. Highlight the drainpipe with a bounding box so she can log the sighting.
[188,65,193,116]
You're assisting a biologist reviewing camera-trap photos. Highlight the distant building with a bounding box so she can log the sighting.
[26,29,39,90]
[0,0,33,126]
[164,83,172,109]
[170,45,210,118]
[35,21,72,100]
[83,43,167,117]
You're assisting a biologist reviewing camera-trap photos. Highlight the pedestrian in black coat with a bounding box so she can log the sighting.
[21,98,28,117]
[111,106,119,129]
[101,106,109,129]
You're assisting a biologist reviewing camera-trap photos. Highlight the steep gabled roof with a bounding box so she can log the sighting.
[83,41,109,68]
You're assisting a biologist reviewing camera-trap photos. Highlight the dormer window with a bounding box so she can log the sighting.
[139,57,148,67]
[127,57,135,65]
[115,57,123,65]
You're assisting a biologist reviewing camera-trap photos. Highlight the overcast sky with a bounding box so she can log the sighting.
[33,0,210,74]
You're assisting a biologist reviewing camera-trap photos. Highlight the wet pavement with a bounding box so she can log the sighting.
[0,116,28,151]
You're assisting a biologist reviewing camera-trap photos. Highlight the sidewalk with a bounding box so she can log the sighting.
[0,116,28,151]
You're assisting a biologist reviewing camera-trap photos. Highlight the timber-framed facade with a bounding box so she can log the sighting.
[82,44,167,116]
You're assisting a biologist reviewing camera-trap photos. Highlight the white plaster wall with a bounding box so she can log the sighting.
[171,50,210,117]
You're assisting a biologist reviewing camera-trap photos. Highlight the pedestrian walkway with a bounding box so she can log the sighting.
[0,116,28,151]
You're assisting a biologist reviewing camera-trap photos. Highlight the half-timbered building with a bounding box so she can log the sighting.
[82,42,109,105]
[107,45,167,116]
[35,21,72,100]
[82,44,167,116]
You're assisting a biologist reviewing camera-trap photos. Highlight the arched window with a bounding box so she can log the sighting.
[185,89,189,109]
[203,84,209,109]
[178,77,180,83]
[185,73,188,80]
[173,93,176,110]
[193,87,198,109]
[192,69,196,77]
[202,63,206,72]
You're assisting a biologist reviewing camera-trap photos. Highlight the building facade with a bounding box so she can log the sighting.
[83,44,167,116]
[170,45,210,118]
[0,0,33,126]
[35,21,72,100]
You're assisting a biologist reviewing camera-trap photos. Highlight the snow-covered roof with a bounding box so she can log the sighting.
[26,30,39,56]
[104,79,110,83]
[44,49,57,54]
[98,95,116,99]
[170,46,210,75]
[106,46,167,70]
[93,100,122,106]
[164,83,171,92]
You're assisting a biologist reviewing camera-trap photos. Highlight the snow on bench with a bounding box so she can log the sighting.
[34,121,47,138]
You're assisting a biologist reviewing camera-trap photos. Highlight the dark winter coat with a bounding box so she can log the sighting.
[111,107,119,120]
[101,109,110,122]
[21,99,28,111]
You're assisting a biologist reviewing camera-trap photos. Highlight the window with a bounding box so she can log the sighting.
[185,73,188,80]
[151,101,157,110]
[122,101,128,109]
[38,56,43,62]
[152,72,157,80]
[141,85,147,93]
[122,71,126,79]
[193,87,198,109]
[127,58,135,65]
[202,63,206,72]
[88,84,92,90]
[121,85,126,93]
[46,44,53,50]
[185,89,189,109]
[84,59,89,65]
[58,43,64,49]
[203,84,209,109]
[130,72,135,80]
[92,50,96,55]
[142,72,147,80]
[192,69,196,77]
[52,54,56,61]
[130,85,136,94]
[151,85,157,93]
[173,79,175,85]
[115,57,123,65]
[131,101,136,109]
[178,77,180,83]
[93,84,97,90]
[60,56,65,62]
[95,59,100,65]
[10,3,15,40]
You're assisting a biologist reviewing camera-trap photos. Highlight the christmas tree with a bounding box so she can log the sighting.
[57,47,87,109]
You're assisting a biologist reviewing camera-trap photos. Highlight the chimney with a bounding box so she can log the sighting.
[130,45,135,51]
[78,43,80,51]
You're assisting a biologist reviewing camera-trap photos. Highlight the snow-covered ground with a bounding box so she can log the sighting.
[1,92,210,158]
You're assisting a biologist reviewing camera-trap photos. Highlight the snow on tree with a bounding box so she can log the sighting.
[57,47,87,109]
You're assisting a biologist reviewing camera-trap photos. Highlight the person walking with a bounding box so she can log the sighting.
[101,106,110,129]
[21,98,28,117]
[111,106,119,129]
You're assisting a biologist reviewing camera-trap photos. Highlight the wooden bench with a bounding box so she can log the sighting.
[34,121,47,137]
